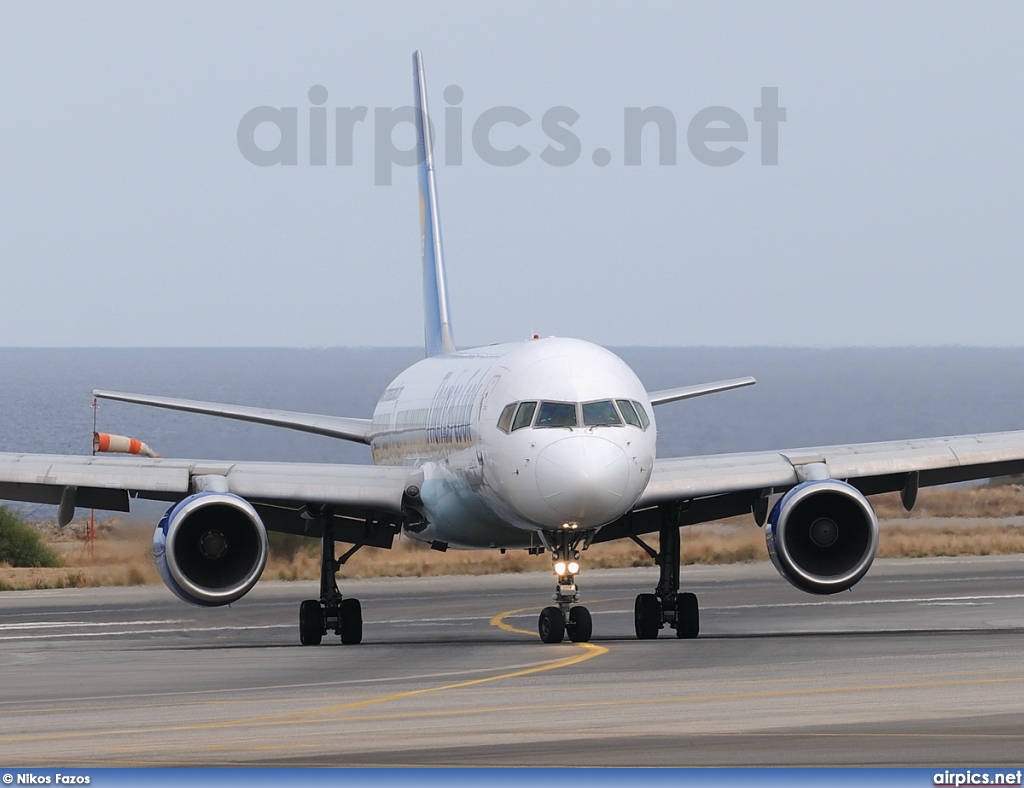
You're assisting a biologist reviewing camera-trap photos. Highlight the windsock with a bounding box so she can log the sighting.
[93,432,160,458]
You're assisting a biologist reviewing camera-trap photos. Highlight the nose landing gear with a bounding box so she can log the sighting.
[537,529,593,643]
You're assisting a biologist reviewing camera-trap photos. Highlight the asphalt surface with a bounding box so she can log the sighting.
[2,556,1024,766]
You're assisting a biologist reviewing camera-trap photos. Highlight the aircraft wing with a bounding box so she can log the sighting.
[93,390,373,444]
[0,452,414,542]
[597,429,1024,541]
[647,376,756,405]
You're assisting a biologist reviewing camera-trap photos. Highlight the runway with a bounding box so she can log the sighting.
[3,556,1024,767]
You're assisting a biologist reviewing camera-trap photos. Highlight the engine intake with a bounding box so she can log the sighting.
[766,480,879,595]
[154,492,269,607]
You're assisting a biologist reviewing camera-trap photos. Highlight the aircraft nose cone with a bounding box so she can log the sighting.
[535,436,630,527]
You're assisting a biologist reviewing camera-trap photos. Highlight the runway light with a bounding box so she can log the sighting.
[554,561,567,575]
[567,561,580,575]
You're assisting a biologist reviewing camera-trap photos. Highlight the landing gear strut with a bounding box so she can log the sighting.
[631,504,699,640]
[537,529,592,644]
[298,506,363,646]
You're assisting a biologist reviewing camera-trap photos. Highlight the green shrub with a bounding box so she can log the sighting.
[0,507,63,568]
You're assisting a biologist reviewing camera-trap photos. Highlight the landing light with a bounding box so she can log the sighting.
[554,561,580,577]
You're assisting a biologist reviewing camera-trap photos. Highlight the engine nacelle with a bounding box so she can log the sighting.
[153,492,269,607]
[766,480,879,595]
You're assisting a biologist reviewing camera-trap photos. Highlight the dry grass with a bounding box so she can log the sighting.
[3,484,1024,591]
[878,524,1024,558]
[872,485,1024,519]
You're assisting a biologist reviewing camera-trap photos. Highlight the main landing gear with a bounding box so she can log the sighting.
[537,529,593,644]
[299,506,363,646]
[630,504,700,640]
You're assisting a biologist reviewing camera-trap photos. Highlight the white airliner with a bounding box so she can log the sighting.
[3,52,1024,646]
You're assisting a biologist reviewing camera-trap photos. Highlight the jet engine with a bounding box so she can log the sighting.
[765,479,879,595]
[153,492,269,607]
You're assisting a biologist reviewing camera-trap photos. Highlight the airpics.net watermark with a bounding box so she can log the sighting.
[237,85,786,185]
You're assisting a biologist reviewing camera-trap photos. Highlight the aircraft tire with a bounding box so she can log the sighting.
[340,598,362,644]
[567,606,593,643]
[634,593,660,639]
[674,592,699,639]
[299,599,323,646]
[538,606,565,643]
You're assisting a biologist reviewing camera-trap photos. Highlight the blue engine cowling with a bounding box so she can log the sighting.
[766,480,879,595]
[154,492,269,607]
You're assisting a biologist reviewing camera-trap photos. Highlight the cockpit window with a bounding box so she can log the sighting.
[497,403,517,433]
[582,400,622,426]
[535,401,577,428]
[633,400,651,429]
[511,401,537,431]
[500,398,641,432]
[616,399,642,428]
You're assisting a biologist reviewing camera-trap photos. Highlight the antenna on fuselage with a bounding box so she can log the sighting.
[414,50,456,357]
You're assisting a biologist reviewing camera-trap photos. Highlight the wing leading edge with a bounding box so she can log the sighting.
[591,429,1024,544]
[94,390,373,444]
[648,376,756,406]
[0,451,415,540]
[640,429,1024,505]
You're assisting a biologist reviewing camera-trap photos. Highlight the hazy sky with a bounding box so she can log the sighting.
[1,1,1022,348]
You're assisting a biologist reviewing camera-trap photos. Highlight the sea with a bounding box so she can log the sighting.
[2,346,1024,519]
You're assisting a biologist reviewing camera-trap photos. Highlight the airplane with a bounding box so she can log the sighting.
[3,51,1024,647]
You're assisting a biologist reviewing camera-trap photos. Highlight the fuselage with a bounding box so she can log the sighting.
[369,337,657,548]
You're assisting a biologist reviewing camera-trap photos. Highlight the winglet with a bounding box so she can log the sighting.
[414,50,456,357]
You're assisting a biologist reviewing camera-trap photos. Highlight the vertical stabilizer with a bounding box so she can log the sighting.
[414,50,456,357]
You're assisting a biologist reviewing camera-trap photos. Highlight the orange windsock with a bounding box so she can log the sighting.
[93,432,160,458]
